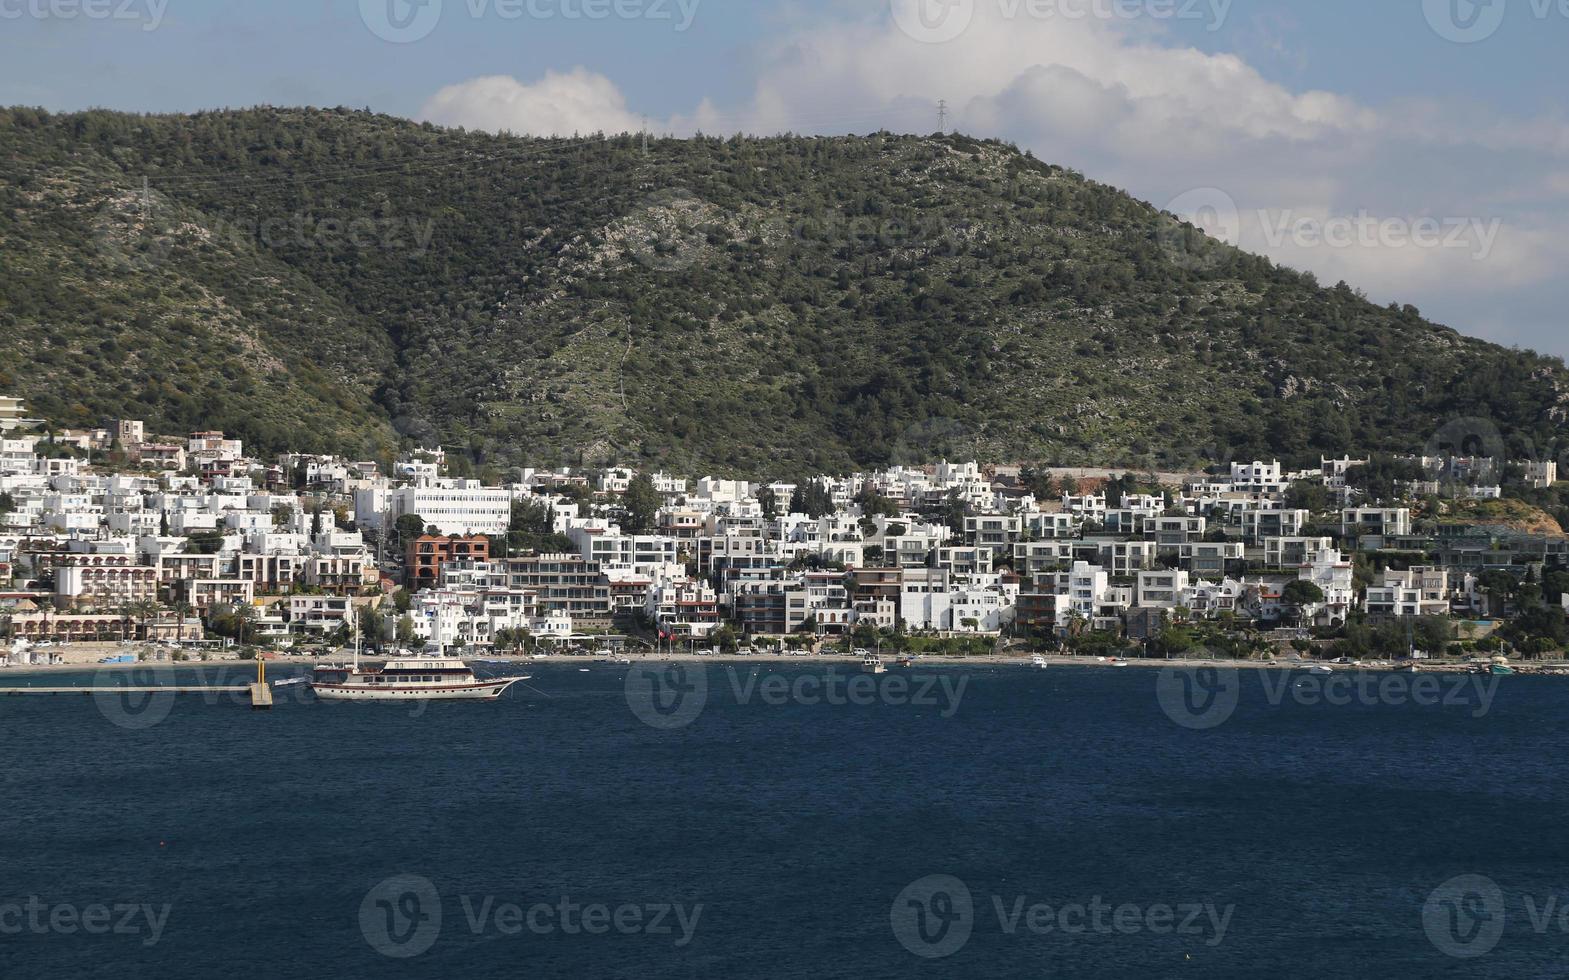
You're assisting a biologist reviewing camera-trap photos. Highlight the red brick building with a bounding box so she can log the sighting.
[405,534,490,590]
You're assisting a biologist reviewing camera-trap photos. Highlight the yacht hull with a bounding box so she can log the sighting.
[310,677,523,701]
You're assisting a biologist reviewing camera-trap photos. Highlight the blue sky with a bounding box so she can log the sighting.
[3,0,1566,357]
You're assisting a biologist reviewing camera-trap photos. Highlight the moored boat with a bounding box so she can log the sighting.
[860,654,887,674]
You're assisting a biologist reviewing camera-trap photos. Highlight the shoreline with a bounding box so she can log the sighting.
[4,652,1565,678]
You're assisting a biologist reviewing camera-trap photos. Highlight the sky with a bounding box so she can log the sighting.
[2,0,1566,358]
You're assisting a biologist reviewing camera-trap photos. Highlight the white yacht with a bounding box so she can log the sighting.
[310,656,526,701]
[1030,654,1049,669]
[860,653,887,674]
[308,608,527,702]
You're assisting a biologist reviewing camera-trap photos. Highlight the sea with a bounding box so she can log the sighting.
[1,660,1566,979]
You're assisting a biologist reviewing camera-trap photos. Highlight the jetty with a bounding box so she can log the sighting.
[0,659,276,710]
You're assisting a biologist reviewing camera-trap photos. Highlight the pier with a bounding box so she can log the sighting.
[0,659,276,710]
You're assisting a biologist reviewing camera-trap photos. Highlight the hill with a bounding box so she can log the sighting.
[1,106,1565,475]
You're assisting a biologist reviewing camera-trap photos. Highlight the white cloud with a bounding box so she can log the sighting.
[419,68,644,136]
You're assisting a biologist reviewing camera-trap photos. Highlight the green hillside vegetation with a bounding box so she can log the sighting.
[1,105,1565,475]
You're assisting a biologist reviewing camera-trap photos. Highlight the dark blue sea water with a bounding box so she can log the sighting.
[2,661,1567,979]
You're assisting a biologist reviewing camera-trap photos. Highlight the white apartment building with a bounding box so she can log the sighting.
[1230,460,1287,493]
[1342,508,1412,539]
[1136,570,1191,609]
[1264,536,1335,569]
[1297,548,1355,626]
[388,482,511,536]
[1366,567,1450,618]
[1064,561,1111,620]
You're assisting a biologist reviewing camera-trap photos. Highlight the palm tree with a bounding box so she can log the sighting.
[127,599,160,642]
[234,602,258,648]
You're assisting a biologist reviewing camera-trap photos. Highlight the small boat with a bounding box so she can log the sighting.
[272,676,308,688]
[897,656,916,669]
[1108,658,1131,668]
[1030,654,1049,670]
[1490,664,1515,675]
[1306,664,1333,675]
[861,654,887,674]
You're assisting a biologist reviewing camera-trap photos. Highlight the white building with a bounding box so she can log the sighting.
[388,482,512,536]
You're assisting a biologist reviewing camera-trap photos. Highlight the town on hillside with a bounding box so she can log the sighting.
[2,394,1566,667]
